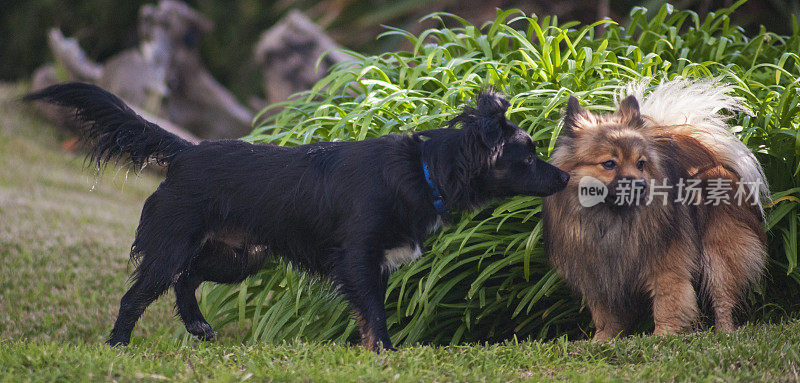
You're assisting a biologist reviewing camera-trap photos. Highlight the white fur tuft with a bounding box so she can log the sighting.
[617,78,769,212]
[382,244,422,272]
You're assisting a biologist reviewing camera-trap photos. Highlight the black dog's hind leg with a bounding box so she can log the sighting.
[109,234,202,346]
[108,262,174,346]
[108,193,204,346]
[174,272,215,341]
[173,240,267,341]
[335,252,394,351]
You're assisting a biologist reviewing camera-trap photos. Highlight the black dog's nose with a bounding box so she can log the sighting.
[559,171,570,184]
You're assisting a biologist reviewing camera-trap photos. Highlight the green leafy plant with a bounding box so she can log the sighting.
[194,1,800,346]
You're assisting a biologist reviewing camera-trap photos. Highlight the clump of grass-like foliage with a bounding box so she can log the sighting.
[193,1,800,346]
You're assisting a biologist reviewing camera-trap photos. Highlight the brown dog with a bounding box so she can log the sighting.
[542,79,767,340]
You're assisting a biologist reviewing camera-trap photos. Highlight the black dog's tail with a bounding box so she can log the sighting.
[23,82,193,169]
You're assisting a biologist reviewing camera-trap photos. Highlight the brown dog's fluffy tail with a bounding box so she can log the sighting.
[618,78,769,216]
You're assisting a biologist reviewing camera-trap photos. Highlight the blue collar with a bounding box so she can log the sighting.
[422,160,447,215]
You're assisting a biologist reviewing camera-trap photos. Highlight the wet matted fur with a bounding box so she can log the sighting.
[24,83,570,350]
[542,79,768,340]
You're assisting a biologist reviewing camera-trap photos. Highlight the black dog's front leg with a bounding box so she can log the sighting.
[334,251,394,351]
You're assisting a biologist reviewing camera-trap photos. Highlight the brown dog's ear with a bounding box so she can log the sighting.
[563,96,587,136]
[615,95,643,126]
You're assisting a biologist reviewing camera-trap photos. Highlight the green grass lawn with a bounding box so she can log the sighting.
[1,82,799,382]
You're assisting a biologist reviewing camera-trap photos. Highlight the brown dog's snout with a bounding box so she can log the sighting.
[633,179,647,195]
[606,178,648,205]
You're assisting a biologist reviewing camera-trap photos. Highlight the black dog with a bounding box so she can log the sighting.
[25,83,569,350]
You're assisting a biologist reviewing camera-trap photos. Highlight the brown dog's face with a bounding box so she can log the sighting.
[552,96,662,207]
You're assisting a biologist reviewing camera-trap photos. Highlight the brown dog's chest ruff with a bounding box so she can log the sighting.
[555,205,678,295]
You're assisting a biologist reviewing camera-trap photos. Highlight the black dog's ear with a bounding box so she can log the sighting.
[450,91,511,148]
[562,96,587,137]
[615,95,643,126]
[474,92,511,147]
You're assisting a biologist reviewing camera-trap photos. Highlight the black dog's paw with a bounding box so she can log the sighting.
[375,341,397,353]
[106,337,130,347]
[186,322,217,341]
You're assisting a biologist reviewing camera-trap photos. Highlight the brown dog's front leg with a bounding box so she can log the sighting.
[650,270,698,335]
[587,299,629,341]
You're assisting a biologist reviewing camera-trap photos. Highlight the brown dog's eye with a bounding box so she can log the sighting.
[637,160,646,171]
[601,160,617,170]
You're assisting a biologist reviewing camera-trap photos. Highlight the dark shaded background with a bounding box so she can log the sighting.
[1,0,796,100]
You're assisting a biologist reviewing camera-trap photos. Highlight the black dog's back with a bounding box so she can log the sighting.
[158,136,431,273]
[25,82,569,350]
